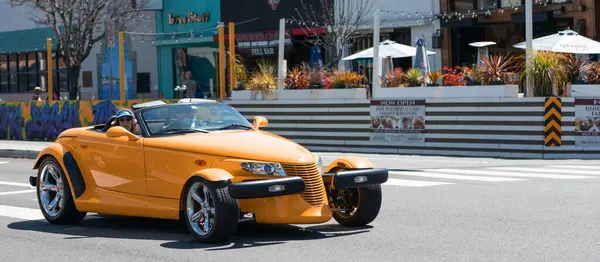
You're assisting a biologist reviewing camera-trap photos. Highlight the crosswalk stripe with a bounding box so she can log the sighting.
[545,165,600,171]
[390,171,526,182]
[0,204,44,220]
[0,181,34,188]
[488,167,599,176]
[0,189,37,196]
[430,168,593,180]
[384,178,453,187]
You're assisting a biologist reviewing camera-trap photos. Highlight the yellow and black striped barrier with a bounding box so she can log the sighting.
[544,97,562,147]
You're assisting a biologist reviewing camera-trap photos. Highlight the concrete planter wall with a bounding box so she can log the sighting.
[374,85,520,99]
[231,88,367,100]
[569,84,600,97]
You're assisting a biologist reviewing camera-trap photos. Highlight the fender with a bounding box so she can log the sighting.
[188,168,234,183]
[323,156,374,174]
[31,142,87,199]
[32,143,67,170]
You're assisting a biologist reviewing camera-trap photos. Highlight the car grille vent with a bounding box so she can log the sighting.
[281,162,325,207]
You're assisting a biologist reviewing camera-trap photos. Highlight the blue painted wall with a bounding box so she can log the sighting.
[155,0,221,99]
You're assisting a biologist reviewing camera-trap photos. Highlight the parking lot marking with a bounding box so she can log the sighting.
[0,189,37,196]
[0,181,34,188]
[0,204,44,220]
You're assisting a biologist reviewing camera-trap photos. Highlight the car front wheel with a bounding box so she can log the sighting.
[37,157,87,224]
[183,177,239,243]
[328,169,383,227]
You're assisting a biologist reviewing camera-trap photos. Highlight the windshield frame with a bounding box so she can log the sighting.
[134,102,254,138]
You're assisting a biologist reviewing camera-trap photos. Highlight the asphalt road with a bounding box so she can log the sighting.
[0,155,599,261]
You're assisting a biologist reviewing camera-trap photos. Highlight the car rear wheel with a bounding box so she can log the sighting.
[37,157,87,224]
[329,169,383,227]
[183,177,239,243]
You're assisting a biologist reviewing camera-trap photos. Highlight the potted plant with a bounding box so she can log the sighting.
[563,54,593,84]
[245,59,277,99]
[404,68,423,87]
[426,70,442,86]
[479,54,521,85]
[519,50,568,97]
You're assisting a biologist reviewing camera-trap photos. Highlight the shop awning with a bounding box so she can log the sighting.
[0,27,58,54]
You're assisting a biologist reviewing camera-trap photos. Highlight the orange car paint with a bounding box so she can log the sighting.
[32,117,374,223]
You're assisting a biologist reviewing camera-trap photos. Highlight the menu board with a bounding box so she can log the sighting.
[574,98,600,146]
[370,100,426,143]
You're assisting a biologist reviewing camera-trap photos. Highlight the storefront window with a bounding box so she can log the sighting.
[500,0,522,8]
[172,47,217,98]
[0,51,70,94]
[453,0,475,12]
[477,0,497,9]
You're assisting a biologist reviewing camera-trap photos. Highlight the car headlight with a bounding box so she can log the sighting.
[315,154,323,174]
[241,162,286,176]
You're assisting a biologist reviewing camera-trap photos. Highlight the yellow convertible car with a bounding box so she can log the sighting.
[28,99,389,243]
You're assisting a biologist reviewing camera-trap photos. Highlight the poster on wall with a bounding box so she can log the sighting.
[370,100,426,143]
[575,98,600,147]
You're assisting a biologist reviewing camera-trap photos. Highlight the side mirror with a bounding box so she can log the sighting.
[107,126,139,141]
[252,116,268,130]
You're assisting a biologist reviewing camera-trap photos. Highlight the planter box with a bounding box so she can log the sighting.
[374,85,520,99]
[231,88,367,100]
[569,84,600,97]
[231,90,277,100]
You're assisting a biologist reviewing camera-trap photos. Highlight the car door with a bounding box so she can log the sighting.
[77,129,147,196]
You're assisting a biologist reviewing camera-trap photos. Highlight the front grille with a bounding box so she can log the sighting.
[282,162,326,207]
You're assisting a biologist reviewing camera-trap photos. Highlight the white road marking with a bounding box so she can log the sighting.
[0,189,37,196]
[317,153,487,164]
[391,171,526,182]
[384,178,453,187]
[547,165,600,170]
[433,168,594,180]
[0,181,34,188]
[0,204,44,220]
[488,167,599,176]
[0,162,7,165]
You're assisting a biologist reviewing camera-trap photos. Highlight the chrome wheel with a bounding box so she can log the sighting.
[39,163,64,217]
[186,182,215,236]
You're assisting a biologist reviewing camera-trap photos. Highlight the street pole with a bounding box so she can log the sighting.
[229,22,236,93]
[119,31,125,101]
[525,0,533,97]
[277,18,285,90]
[46,38,53,101]
[372,9,381,98]
[218,23,226,99]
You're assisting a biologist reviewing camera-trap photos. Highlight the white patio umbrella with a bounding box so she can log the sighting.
[342,40,436,60]
[513,29,600,54]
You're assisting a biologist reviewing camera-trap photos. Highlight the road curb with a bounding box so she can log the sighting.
[0,149,40,159]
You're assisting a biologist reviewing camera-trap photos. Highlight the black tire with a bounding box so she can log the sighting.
[331,184,383,227]
[36,156,87,224]
[182,177,239,243]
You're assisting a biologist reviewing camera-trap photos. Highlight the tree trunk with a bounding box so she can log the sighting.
[68,65,81,100]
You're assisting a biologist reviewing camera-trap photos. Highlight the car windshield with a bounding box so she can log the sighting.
[140,102,253,136]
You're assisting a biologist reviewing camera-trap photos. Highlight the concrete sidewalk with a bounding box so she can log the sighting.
[0,140,51,159]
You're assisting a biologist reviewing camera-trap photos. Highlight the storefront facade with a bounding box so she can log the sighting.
[218,0,325,75]
[439,0,599,67]
[155,0,221,99]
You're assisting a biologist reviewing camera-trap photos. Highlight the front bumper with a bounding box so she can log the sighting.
[227,176,305,199]
[29,175,37,187]
[325,168,389,189]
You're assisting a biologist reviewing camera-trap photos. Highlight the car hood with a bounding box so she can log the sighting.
[143,130,316,164]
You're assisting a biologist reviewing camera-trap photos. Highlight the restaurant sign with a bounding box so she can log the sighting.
[169,12,211,24]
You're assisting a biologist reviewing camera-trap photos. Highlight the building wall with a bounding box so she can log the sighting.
[374,0,442,71]
[0,3,159,101]
[154,0,221,99]
[438,0,598,67]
